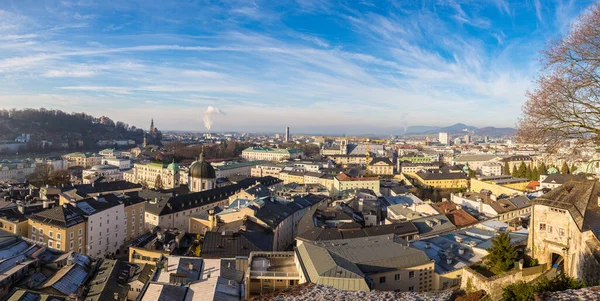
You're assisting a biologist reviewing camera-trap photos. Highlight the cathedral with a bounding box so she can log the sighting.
[188,152,216,192]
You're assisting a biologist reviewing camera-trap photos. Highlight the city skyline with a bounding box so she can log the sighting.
[0,0,595,133]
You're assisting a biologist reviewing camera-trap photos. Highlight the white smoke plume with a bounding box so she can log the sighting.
[203,106,224,132]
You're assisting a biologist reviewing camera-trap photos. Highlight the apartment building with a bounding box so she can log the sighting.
[333,173,380,196]
[28,204,86,253]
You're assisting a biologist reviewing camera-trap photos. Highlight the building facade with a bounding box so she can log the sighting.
[242,147,304,161]
[28,204,87,253]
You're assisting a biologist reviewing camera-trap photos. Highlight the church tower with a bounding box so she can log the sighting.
[150,118,155,135]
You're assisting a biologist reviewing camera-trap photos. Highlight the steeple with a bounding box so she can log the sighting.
[198,146,205,162]
[150,118,155,134]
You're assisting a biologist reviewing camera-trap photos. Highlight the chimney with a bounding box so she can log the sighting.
[188,262,194,271]
[113,292,119,300]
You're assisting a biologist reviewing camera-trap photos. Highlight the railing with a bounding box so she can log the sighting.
[249,271,299,278]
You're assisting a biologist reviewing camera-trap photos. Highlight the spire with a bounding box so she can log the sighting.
[198,146,204,162]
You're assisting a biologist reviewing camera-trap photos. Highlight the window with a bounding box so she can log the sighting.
[559,228,566,237]
[379,276,386,284]
[395,274,401,281]
[70,241,74,250]
[409,271,415,278]
[56,242,62,249]
[539,223,546,231]
[79,237,82,245]
[79,229,82,236]
[548,225,553,233]
[57,233,61,240]
[32,226,36,233]
[49,241,53,247]
[70,232,74,239]
[49,231,53,238]
[408,286,414,292]
[39,237,43,242]
[39,229,44,235]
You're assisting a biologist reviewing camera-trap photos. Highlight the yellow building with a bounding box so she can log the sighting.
[407,172,468,189]
[28,204,86,253]
[367,158,394,175]
[0,209,28,237]
[333,173,380,196]
[470,176,526,196]
[129,246,170,265]
[124,197,146,241]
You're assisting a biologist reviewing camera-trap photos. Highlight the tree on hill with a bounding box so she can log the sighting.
[516,3,600,151]
[487,232,518,274]
[560,162,570,174]
[504,162,511,175]
[511,165,518,178]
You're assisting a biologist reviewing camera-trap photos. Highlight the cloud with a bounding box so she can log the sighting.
[0,0,594,133]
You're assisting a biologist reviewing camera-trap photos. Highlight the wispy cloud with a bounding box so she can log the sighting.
[0,0,595,133]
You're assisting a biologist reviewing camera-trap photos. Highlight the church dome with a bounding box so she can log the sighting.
[189,152,216,179]
[547,167,559,174]
[167,160,179,171]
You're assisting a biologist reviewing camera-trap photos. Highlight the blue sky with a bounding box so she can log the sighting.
[0,0,595,134]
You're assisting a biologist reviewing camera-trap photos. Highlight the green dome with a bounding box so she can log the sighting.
[463,164,470,172]
[547,167,559,174]
[167,160,180,171]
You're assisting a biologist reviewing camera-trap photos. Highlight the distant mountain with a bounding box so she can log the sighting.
[404,125,441,134]
[475,127,516,137]
[405,123,515,137]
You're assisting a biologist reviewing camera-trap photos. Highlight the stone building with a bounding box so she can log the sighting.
[124,161,180,189]
[528,180,600,284]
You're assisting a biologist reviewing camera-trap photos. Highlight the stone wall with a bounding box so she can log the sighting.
[461,263,546,301]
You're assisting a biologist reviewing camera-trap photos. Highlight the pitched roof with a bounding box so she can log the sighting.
[533,180,600,232]
[541,174,587,185]
[29,204,86,228]
[144,176,281,216]
[368,158,393,166]
[432,202,479,228]
[84,259,130,301]
[299,234,431,280]
[200,231,273,259]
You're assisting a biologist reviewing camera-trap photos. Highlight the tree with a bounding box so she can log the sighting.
[525,166,532,180]
[48,170,70,187]
[517,162,527,178]
[517,4,600,151]
[571,164,578,174]
[468,169,477,179]
[511,165,518,178]
[532,166,540,181]
[28,164,52,187]
[502,281,536,301]
[560,162,570,174]
[539,162,548,175]
[502,274,585,301]
[154,175,163,190]
[503,162,511,175]
[487,232,518,274]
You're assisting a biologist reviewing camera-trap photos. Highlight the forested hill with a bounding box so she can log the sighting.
[0,108,151,152]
